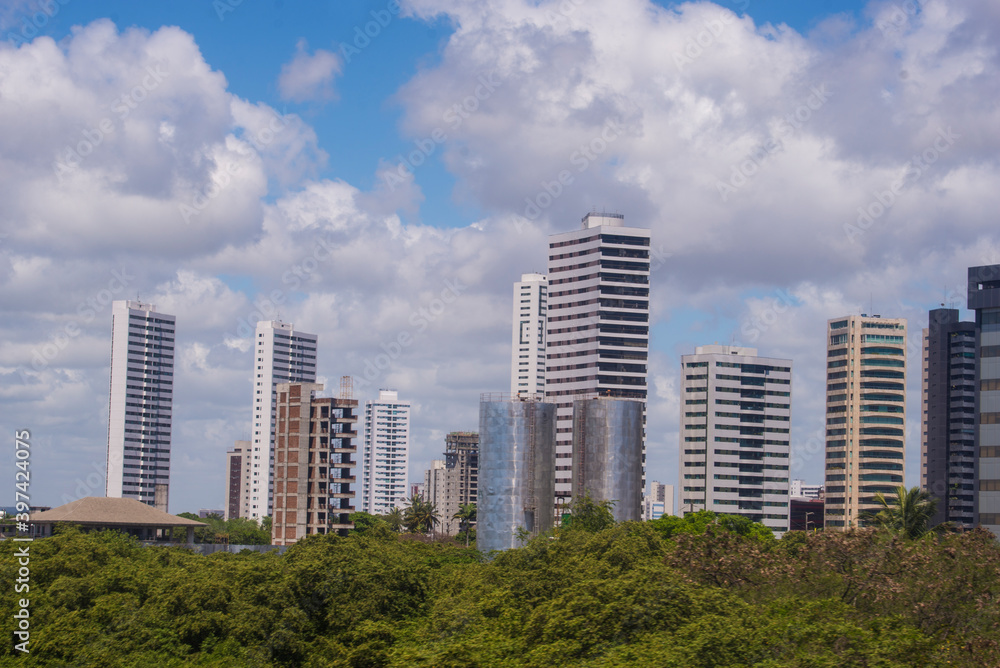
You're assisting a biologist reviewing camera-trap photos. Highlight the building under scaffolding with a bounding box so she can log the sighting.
[478,393,556,552]
[571,396,644,522]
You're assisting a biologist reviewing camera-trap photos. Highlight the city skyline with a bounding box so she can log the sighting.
[2,0,999,514]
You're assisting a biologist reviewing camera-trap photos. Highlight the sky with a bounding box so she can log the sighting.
[1,0,998,515]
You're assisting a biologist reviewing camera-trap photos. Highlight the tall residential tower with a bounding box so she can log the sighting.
[360,389,411,515]
[511,273,547,397]
[246,320,318,520]
[679,345,792,533]
[921,308,976,528]
[545,212,650,509]
[106,300,175,509]
[823,315,907,529]
[969,264,1000,537]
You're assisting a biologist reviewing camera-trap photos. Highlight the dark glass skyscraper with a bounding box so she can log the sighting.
[921,308,976,528]
[969,264,1000,537]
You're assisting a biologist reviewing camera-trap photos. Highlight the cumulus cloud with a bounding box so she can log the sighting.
[278,39,342,103]
[3,1,1000,510]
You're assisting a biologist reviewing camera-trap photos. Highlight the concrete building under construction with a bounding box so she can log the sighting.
[571,396,645,522]
[478,394,556,552]
[424,432,479,535]
[271,381,359,545]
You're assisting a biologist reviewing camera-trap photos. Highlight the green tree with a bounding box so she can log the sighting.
[860,485,939,539]
[652,509,774,542]
[403,496,440,535]
[349,511,388,535]
[561,493,616,532]
[383,506,405,533]
[452,503,477,547]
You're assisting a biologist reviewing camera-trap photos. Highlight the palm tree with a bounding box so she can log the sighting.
[861,485,938,539]
[453,503,476,546]
[383,507,404,533]
[403,496,440,535]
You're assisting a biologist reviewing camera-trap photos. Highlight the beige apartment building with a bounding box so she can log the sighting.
[823,315,907,528]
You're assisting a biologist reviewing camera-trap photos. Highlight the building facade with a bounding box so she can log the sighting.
[571,397,645,521]
[423,460,446,505]
[225,440,250,520]
[969,264,1000,537]
[106,300,175,509]
[360,390,411,516]
[545,212,650,511]
[271,382,358,545]
[921,308,977,528]
[679,345,792,533]
[789,497,825,531]
[511,273,547,397]
[823,315,907,529]
[423,432,479,535]
[789,479,824,499]
[644,481,674,520]
[478,395,556,551]
[246,321,317,520]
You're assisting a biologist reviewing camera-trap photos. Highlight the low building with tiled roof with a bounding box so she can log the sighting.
[31,497,206,543]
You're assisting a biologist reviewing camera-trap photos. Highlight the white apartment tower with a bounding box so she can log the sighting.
[511,273,547,396]
[361,389,411,515]
[546,212,650,508]
[246,320,318,520]
[106,300,175,508]
[679,345,792,534]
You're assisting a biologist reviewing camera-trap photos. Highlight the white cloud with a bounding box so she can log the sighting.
[3,1,1000,510]
[278,39,342,103]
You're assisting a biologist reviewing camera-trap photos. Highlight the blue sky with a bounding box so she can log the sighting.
[1,0,996,513]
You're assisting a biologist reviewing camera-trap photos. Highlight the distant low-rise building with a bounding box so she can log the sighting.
[789,479,823,500]
[30,497,205,542]
[644,481,673,520]
[789,497,825,531]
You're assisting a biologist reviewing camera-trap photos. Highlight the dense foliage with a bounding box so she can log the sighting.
[3,519,999,667]
[174,513,272,545]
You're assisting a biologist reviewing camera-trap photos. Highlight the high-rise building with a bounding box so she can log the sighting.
[225,441,250,520]
[969,264,1000,537]
[271,382,358,545]
[423,432,479,535]
[360,389,411,516]
[823,315,907,529]
[246,320,317,520]
[511,273,547,397]
[106,300,175,509]
[545,212,650,511]
[921,308,976,528]
[679,345,792,533]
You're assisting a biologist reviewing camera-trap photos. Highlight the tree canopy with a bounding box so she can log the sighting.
[3,519,999,666]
